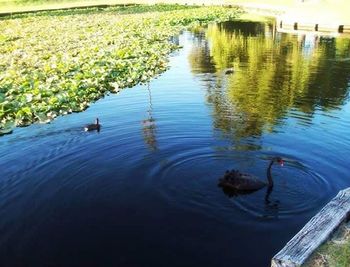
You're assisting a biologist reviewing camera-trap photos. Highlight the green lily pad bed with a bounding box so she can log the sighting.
[0,4,242,135]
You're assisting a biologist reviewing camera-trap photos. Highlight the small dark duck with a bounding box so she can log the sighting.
[224,68,234,75]
[84,118,100,132]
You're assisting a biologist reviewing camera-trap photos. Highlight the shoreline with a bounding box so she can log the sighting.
[1,1,350,36]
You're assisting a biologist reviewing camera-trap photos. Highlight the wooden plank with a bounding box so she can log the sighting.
[317,26,339,32]
[297,23,316,31]
[343,25,350,34]
[271,187,350,267]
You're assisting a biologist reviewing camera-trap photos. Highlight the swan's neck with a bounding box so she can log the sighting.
[266,160,274,187]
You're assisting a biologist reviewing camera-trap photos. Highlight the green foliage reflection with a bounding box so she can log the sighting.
[189,21,350,139]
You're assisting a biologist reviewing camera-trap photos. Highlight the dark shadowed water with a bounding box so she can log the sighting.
[1,20,350,267]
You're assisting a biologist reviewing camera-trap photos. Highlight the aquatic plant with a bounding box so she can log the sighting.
[0,5,242,134]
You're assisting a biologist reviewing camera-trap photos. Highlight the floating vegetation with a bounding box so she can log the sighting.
[0,5,242,134]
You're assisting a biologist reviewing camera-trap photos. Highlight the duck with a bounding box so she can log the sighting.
[218,157,284,192]
[224,68,234,75]
[84,118,100,131]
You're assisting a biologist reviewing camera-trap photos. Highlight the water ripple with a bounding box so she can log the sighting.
[228,159,332,219]
[141,147,334,221]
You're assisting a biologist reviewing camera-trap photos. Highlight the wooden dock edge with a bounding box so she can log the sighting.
[271,187,350,267]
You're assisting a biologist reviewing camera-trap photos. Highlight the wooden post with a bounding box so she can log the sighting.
[293,22,298,30]
[271,187,350,267]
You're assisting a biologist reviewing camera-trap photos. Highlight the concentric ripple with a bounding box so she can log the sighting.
[146,150,334,221]
[228,157,334,219]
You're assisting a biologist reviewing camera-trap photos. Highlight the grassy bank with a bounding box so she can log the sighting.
[0,4,242,133]
[304,222,350,267]
[0,0,139,13]
[0,0,294,14]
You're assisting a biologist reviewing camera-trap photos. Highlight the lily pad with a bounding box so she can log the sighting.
[0,5,242,133]
[0,121,15,135]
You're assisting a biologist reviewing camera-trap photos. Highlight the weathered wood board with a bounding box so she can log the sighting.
[271,187,350,267]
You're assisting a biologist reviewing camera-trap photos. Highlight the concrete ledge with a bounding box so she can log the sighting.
[275,0,350,35]
[277,20,348,33]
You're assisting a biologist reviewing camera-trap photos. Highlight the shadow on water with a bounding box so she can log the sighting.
[220,185,280,219]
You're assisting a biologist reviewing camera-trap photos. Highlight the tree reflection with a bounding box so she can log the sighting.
[142,84,158,151]
[188,30,216,74]
[188,20,350,140]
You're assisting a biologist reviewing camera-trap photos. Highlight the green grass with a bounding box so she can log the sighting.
[325,240,350,267]
[305,240,350,267]
[237,12,274,22]
[2,0,350,25]
[0,0,296,14]
[304,224,350,267]
[0,3,192,19]
[0,0,137,13]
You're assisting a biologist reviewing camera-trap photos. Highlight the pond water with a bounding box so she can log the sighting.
[1,20,350,266]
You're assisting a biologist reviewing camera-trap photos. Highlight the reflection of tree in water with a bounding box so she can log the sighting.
[188,30,217,74]
[188,20,350,140]
[142,84,157,151]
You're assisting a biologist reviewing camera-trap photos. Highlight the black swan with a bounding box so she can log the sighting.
[84,118,100,131]
[218,157,284,191]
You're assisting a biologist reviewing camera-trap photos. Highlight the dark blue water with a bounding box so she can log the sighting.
[1,21,350,266]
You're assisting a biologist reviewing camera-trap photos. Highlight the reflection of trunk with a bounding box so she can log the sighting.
[142,84,157,151]
[188,32,217,74]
